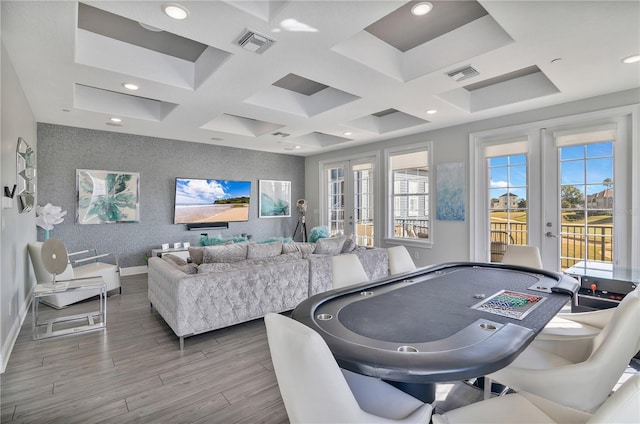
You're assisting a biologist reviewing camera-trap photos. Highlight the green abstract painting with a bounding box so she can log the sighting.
[77,169,140,224]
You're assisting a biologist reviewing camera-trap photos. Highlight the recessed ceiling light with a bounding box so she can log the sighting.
[411,2,433,16]
[294,145,301,149]
[110,117,122,123]
[622,54,640,64]
[163,3,189,20]
[426,109,437,115]
[123,83,139,91]
[343,131,353,136]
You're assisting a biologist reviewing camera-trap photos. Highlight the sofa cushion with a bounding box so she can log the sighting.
[203,242,249,263]
[247,241,283,259]
[314,235,346,255]
[198,262,248,274]
[163,254,198,274]
[247,252,302,266]
[282,242,316,257]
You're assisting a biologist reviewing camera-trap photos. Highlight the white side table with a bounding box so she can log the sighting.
[32,277,107,340]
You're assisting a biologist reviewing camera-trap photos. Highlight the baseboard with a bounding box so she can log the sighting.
[120,266,148,276]
[1,286,33,374]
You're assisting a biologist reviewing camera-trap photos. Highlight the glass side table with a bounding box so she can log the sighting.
[32,276,107,340]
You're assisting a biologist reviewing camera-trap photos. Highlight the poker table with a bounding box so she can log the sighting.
[291,262,579,402]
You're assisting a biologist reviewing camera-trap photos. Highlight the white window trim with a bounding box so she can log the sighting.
[384,141,433,248]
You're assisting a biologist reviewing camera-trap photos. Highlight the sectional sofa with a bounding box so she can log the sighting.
[147,238,388,349]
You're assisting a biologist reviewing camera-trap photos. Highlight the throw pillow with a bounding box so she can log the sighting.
[162,254,197,274]
[203,242,249,263]
[294,242,316,257]
[188,246,205,265]
[341,233,357,253]
[314,235,346,255]
[247,241,283,259]
[281,242,298,254]
[309,226,330,243]
[162,253,187,266]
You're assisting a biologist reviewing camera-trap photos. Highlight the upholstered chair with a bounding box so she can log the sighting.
[432,373,639,424]
[28,241,120,308]
[387,245,417,275]
[500,245,543,269]
[487,286,640,412]
[264,313,433,423]
[332,253,369,289]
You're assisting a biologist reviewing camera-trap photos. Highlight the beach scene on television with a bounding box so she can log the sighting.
[174,178,251,224]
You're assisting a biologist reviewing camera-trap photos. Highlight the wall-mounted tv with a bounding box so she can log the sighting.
[174,178,251,224]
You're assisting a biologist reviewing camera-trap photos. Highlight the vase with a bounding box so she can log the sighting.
[44,230,50,240]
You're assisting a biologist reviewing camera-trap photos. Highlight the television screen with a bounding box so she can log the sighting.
[174,178,251,224]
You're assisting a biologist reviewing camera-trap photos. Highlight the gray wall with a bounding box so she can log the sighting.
[1,43,37,372]
[36,124,305,268]
[304,88,640,268]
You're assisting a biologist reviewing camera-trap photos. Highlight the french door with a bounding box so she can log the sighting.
[541,119,630,270]
[323,156,377,247]
[472,109,634,271]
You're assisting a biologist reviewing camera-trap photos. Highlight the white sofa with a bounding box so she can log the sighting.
[148,240,388,349]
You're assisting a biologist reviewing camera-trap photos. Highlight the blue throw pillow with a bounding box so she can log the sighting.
[309,226,330,243]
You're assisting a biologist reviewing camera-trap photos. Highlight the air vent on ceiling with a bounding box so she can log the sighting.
[272,131,290,138]
[235,29,276,54]
[446,65,480,82]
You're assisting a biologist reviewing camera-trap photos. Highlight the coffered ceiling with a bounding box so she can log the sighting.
[2,1,639,156]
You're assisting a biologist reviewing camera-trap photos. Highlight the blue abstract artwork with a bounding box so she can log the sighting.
[436,162,465,221]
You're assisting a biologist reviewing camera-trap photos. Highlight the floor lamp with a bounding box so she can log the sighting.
[293,199,308,242]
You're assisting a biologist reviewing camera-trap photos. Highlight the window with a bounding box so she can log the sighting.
[387,144,431,243]
[488,153,528,261]
[559,141,614,269]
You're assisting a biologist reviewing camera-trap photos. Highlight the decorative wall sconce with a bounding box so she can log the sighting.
[16,137,36,213]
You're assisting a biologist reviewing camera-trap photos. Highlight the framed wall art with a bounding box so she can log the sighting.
[259,180,291,218]
[76,169,140,224]
[436,162,465,221]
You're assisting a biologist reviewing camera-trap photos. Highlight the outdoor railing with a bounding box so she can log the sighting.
[394,219,429,239]
[490,222,611,267]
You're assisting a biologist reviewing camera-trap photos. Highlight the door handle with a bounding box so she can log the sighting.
[545,232,558,238]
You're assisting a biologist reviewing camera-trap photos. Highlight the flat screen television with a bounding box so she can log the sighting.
[174,178,251,224]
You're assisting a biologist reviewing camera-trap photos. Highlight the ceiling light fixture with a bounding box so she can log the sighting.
[411,2,433,16]
[123,83,139,91]
[162,3,189,20]
[343,131,353,136]
[426,109,437,115]
[110,117,122,123]
[294,145,301,149]
[622,54,640,64]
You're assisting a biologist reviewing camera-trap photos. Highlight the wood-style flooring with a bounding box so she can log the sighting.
[4,274,635,423]
[1,274,288,424]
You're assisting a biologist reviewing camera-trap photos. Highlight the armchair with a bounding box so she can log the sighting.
[28,241,120,309]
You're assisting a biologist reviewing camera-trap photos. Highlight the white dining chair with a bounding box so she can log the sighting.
[264,313,432,423]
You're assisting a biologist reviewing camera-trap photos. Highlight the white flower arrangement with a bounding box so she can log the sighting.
[35,203,67,237]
